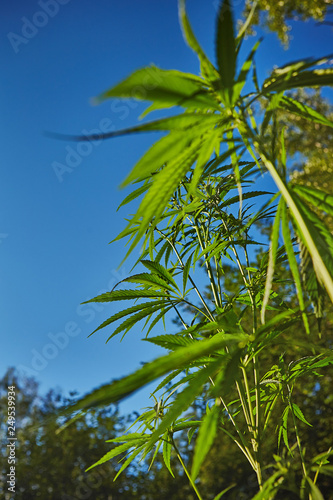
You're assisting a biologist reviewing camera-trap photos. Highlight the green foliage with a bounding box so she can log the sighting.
[242,0,330,46]
[0,369,134,499]
[57,1,333,498]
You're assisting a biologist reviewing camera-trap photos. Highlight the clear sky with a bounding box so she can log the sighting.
[1,0,332,415]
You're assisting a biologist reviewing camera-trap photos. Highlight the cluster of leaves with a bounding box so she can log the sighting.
[56,1,333,498]
[242,0,332,45]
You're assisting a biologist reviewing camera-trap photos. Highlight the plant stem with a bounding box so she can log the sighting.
[193,216,222,309]
[155,226,215,321]
[288,390,308,479]
[171,300,257,472]
[172,438,203,500]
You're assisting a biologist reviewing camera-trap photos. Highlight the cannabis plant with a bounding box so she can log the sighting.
[60,1,333,498]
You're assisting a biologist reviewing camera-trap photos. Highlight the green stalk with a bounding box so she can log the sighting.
[240,362,263,490]
[155,226,215,321]
[172,302,255,469]
[226,129,243,219]
[193,216,222,309]
[217,210,263,487]
[238,117,333,303]
[172,438,203,500]
[214,255,224,306]
[288,390,308,479]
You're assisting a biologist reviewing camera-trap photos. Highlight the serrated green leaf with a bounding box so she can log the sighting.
[107,432,148,443]
[261,199,282,324]
[263,67,333,93]
[280,200,310,334]
[70,112,221,145]
[219,190,271,209]
[148,439,162,471]
[141,260,179,290]
[196,238,227,262]
[191,404,219,480]
[305,477,324,500]
[311,465,333,478]
[121,129,196,187]
[117,183,150,211]
[148,359,223,449]
[291,190,333,311]
[251,470,285,499]
[291,403,312,427]
[204,147,243,176]
[189,128,222,193]
[311,448,333,465]
[279,406,290,451]
[262,55,332,91]
[113,443,146,481]
[127,141,201,253]
[172,420,202,432]
[106,302,169,342]
[155,240,170,264]
[61,332,248,417]
[233,39,261,103]
[89,299,168,336]
[123,272,177,293]
[144,333,195,351]
[145,304,174,336]
[278,95,333,128]
[86,439,146,472]
[151,369,184,396]
[216,0,236,103]
[216,309,240,333]
[292,184,333,218]
[95,66,221,111]
[84,289,170,304]
[183,252,193,295]
[162,436,174,477]
[188,425,198,444]
[212,484,236,500]
[252,142,333,305]
[178,0,218,82]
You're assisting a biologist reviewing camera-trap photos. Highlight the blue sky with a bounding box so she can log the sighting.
[1,0,332,415]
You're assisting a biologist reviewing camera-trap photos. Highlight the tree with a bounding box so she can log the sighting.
[54,1,333,498]
[242,0,333,45]
[0,368,138,499]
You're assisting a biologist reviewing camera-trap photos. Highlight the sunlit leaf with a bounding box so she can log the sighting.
[278,95,333,128]
[147,359,223,449]
[61,333,248,417]
[216,0,236,103]
[263,68,333,93]
[86,439,146,472]
[280,200,310,334]
[95,66,221,111]
[292,184,333,218]
[261,198,281,324]
[233,39,261,103]
[305,477,325,500]
[291,403,312,427]
[162,435,175,477]
[191,404,219,480]
[178,0,218,82]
